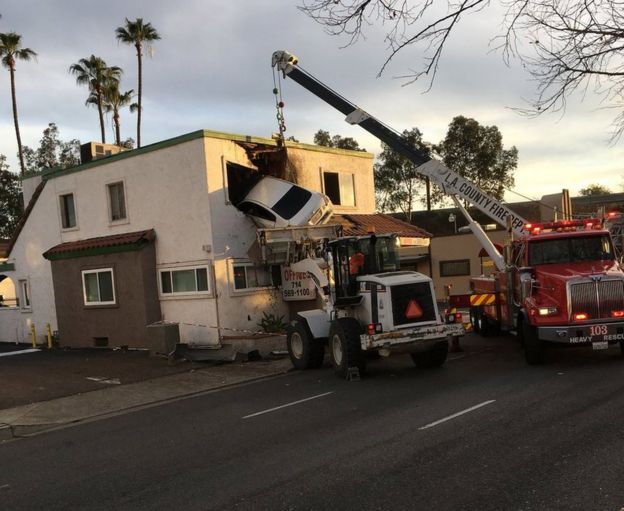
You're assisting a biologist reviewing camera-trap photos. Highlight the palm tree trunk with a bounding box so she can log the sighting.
[96,89,106,144]
[136,42,142,148]
[9,67,25,176]
[114,110,121,146]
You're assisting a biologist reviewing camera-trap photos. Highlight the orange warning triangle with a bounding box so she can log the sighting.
[405,299,423,319]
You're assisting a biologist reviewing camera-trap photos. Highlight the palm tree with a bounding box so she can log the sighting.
[0,32,37,176]
[115,18,160,148]
[69,55,122,144]
[100,83,135,146]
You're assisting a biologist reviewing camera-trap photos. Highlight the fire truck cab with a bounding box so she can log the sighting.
[470,219,624,363]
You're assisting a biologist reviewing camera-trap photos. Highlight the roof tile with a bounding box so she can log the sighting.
[333,214,431,238]
[43,229,155,258]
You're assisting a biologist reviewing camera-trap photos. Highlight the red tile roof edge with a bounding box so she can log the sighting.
[335,213,432,238]
[43,229,156,257]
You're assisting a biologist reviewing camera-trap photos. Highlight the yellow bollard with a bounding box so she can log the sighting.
[46,323,52,349]
[30,323,36,348]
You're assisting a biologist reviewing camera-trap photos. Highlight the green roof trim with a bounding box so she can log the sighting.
[41,130,207,181]
[0,262,15,272]
[44,242,150,261]
[40,128,373,181]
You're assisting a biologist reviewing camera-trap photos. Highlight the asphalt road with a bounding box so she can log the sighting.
[2,334,624,511]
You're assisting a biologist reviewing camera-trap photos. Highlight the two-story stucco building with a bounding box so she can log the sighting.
[0,129,389,348]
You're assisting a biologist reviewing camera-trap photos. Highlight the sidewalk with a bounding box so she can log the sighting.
[0,337,292,441]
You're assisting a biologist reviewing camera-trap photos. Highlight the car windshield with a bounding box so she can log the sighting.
[528,235,614,265]
[271,185,312,220]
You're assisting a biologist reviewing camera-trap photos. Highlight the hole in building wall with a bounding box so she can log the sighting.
[227,143,300,207]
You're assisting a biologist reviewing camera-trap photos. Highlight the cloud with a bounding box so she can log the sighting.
[0,0,621,203]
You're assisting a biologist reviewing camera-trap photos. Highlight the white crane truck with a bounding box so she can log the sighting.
[257,225,465,379]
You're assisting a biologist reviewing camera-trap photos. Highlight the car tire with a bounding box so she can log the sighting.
[329,317,365,379]
[521,316,544,365]
[411,340,449,368]
[287,320,324,370]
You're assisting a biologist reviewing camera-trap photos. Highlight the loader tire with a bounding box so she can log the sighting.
[287,320,324,370]
[329,317,365,379]
[411,340,449,368]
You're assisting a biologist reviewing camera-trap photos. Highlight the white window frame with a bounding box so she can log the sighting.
[58,192,78,231]
[322,171,356,207]
[158,265,211,298]
[230,260,272,293]
[106,180,129,225]
[81,268,116,306]
[18,279,31,311]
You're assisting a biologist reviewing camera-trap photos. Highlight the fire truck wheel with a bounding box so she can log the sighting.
[411,340,449,368]
[287,320,325,370]
[521,316,544,365]
[470,308,481,334]
[329,317,365,379]
[477,312,490,337]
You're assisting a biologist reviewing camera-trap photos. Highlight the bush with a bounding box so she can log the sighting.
[258,312,286,333]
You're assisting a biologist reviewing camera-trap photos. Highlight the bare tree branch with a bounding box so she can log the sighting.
[299,0,624,138]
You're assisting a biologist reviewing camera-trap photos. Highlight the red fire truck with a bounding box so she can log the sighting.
[470,219,624,363]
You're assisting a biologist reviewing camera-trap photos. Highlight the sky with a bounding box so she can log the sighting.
[0,0,623,208]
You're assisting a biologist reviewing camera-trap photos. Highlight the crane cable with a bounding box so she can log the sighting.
[272,67,287,146]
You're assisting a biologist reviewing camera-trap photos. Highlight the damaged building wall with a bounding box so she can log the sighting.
[284,143,375,213]
[203,136,289,340]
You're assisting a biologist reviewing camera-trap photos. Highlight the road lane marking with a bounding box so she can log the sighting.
[0,349,40,358]
[243,391,334,419]
[419,400,496,430]
[447,355,466,361]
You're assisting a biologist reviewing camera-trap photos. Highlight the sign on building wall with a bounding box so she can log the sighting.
[281,266,317,301]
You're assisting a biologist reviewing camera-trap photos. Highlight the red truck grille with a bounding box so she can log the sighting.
[569,279,624,320]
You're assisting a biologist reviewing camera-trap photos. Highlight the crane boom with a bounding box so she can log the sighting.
[272,50,528,241]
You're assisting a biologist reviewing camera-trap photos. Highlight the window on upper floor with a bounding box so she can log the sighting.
[323,171,355,206]
[82,268,116,306]
[107,181,127,222]
[159,266,210,296]
[59,193,77,229]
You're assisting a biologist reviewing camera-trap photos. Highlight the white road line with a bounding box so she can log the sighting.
[0,348,40,358]
[243,391,334,419]
[447,355,466,361]
[419,399,496,430]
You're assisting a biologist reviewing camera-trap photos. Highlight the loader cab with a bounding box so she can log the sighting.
[330,234,400,304]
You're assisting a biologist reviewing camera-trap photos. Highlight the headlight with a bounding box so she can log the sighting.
[538,307,558,316]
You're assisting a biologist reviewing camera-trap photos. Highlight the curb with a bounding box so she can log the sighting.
[2,362,293,440]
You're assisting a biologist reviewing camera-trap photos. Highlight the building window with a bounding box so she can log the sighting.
[323,171,355,206]
[59,193,76,229]
[232,263,271,290]
[160,267,210,295]
[82,269,116,305]
[439,259,471,277]
[107,181,127,221]
[18,279,31,310]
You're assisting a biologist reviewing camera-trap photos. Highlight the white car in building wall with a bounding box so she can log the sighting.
[237,176,334,228]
